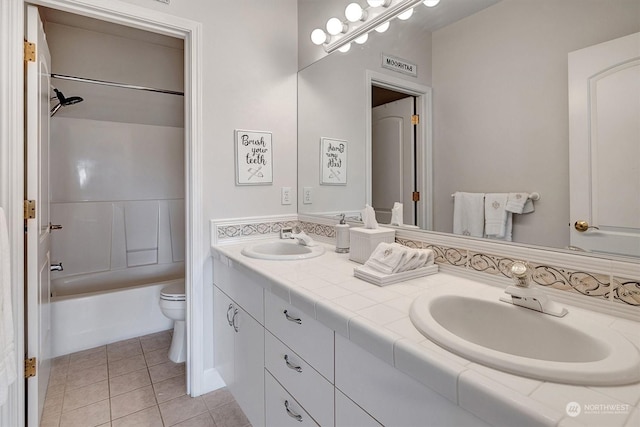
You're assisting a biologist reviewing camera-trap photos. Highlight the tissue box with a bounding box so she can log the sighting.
[349,227,396,264]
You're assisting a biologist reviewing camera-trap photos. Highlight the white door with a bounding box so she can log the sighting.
[372,97,415,225]
[569,32,640,256]
[25,5,53,425]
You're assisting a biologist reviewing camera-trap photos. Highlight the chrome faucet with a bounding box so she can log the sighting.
[499,261,568,317]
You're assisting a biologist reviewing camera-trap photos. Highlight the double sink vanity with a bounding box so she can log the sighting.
[212,238,640,427]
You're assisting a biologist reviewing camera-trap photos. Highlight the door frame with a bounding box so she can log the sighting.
[365,70,433,229]
[1,0,204,423]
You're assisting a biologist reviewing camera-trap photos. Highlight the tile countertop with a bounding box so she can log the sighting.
[211,241,640,427]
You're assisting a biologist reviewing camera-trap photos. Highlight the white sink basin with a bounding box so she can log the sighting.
[241,240,325,260]
[410,288,640,385]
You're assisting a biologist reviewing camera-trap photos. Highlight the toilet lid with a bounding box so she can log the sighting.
[160,282,185,301]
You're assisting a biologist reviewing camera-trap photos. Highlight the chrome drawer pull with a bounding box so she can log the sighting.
[283,310,302,324]
[284,400,303,422]
[226,304,234,326]
[232,308,239,332]
[284,355,302,373]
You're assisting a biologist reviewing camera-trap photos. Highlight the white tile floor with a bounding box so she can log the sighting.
[41,330,251,427]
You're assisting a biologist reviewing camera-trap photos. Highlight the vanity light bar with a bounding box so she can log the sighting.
[323,0,425,54]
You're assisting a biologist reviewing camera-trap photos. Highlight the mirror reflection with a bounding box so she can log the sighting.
[297,0,639,258]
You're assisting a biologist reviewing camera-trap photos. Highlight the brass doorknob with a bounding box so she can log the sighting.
[574,220,599,232]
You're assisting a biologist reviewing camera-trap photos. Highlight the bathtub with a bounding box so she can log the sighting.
[51,276,181,358]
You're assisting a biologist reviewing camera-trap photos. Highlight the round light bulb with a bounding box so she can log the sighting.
[310,28,329,45]
[326,17,346,35]
[338,43,352,53]
[423,0,440,7]
[398,8,414,20]
[375,21,390,33]
[367,0,390,7]
[345,3,365,22]
[354,33,369,44]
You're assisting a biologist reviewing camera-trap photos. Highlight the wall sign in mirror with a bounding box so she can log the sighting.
[320,137,347,185]
[234,129,273,185]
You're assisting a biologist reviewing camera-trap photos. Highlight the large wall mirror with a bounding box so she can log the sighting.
[297,0,639,259]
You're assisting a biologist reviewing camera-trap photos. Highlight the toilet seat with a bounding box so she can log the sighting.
[160,282,185,301]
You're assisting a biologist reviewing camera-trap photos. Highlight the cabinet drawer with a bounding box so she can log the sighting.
[265,331,334,427]
[213,258,264,323]
[265,292,334,381]
[265,371,319,427]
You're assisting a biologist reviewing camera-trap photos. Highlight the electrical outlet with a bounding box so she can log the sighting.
[281,187,292,205]
[303,187,313,204]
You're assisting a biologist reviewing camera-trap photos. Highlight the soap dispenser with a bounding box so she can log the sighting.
[335,214,350,253]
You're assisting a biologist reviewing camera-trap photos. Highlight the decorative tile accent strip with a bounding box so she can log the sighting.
[300,221,335,238]
[423,244,467,267]
[613,278,640,306]
[468,252,516,277]
[395,238,422,248]
[215,218,299,244]
[530,264,612,300]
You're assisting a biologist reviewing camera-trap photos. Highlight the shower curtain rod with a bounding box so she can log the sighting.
[50,73,184,96]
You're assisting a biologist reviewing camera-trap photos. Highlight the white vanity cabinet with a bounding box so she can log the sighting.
[213,259,265,427]
[212,253,487,427]
[335,334,488,427]
[335,390,382,427]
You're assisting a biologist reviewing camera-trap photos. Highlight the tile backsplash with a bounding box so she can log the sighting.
[211,215,639,318]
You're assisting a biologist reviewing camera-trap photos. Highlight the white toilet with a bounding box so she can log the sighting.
[159,281,186,363]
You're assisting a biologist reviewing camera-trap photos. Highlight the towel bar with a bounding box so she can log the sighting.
[451,192,540,200]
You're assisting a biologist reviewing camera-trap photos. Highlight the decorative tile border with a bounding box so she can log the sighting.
[530,264,612,301]
[613,277,640,306]
[212,214,639,318]
[211,215,299,246]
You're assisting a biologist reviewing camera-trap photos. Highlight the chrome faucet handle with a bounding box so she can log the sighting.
[509,261,530,287]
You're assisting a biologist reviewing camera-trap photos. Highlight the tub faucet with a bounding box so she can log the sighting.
[499,261,568,317]
[50,262,63,272]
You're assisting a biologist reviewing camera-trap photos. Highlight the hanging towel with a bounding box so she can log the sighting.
[506,193,535,214]
[453,192,485,237]
[365,242,409,274]
[0,207,16,407]
[484,193,509,238]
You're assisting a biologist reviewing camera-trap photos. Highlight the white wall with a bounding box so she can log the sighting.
[113,0,299,383]
[431,0,640,248]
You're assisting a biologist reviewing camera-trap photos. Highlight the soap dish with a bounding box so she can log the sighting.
[353,264,439,287]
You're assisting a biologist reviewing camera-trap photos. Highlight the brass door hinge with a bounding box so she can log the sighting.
[25,357,36,378]
[411,114,419,125]
[24,41,35,63]
[24,200,35,220]
[412,192,420,202]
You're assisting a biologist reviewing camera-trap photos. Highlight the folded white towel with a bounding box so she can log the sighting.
[453,192,485,237]
[484,193,509,238]
[365,242,409,275]
[396,248,435,272]
[506,193,534,214]
[0,207,16,407]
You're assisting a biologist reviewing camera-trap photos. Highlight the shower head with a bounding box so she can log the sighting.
[54,88,83,106]
[50,88,84,117]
